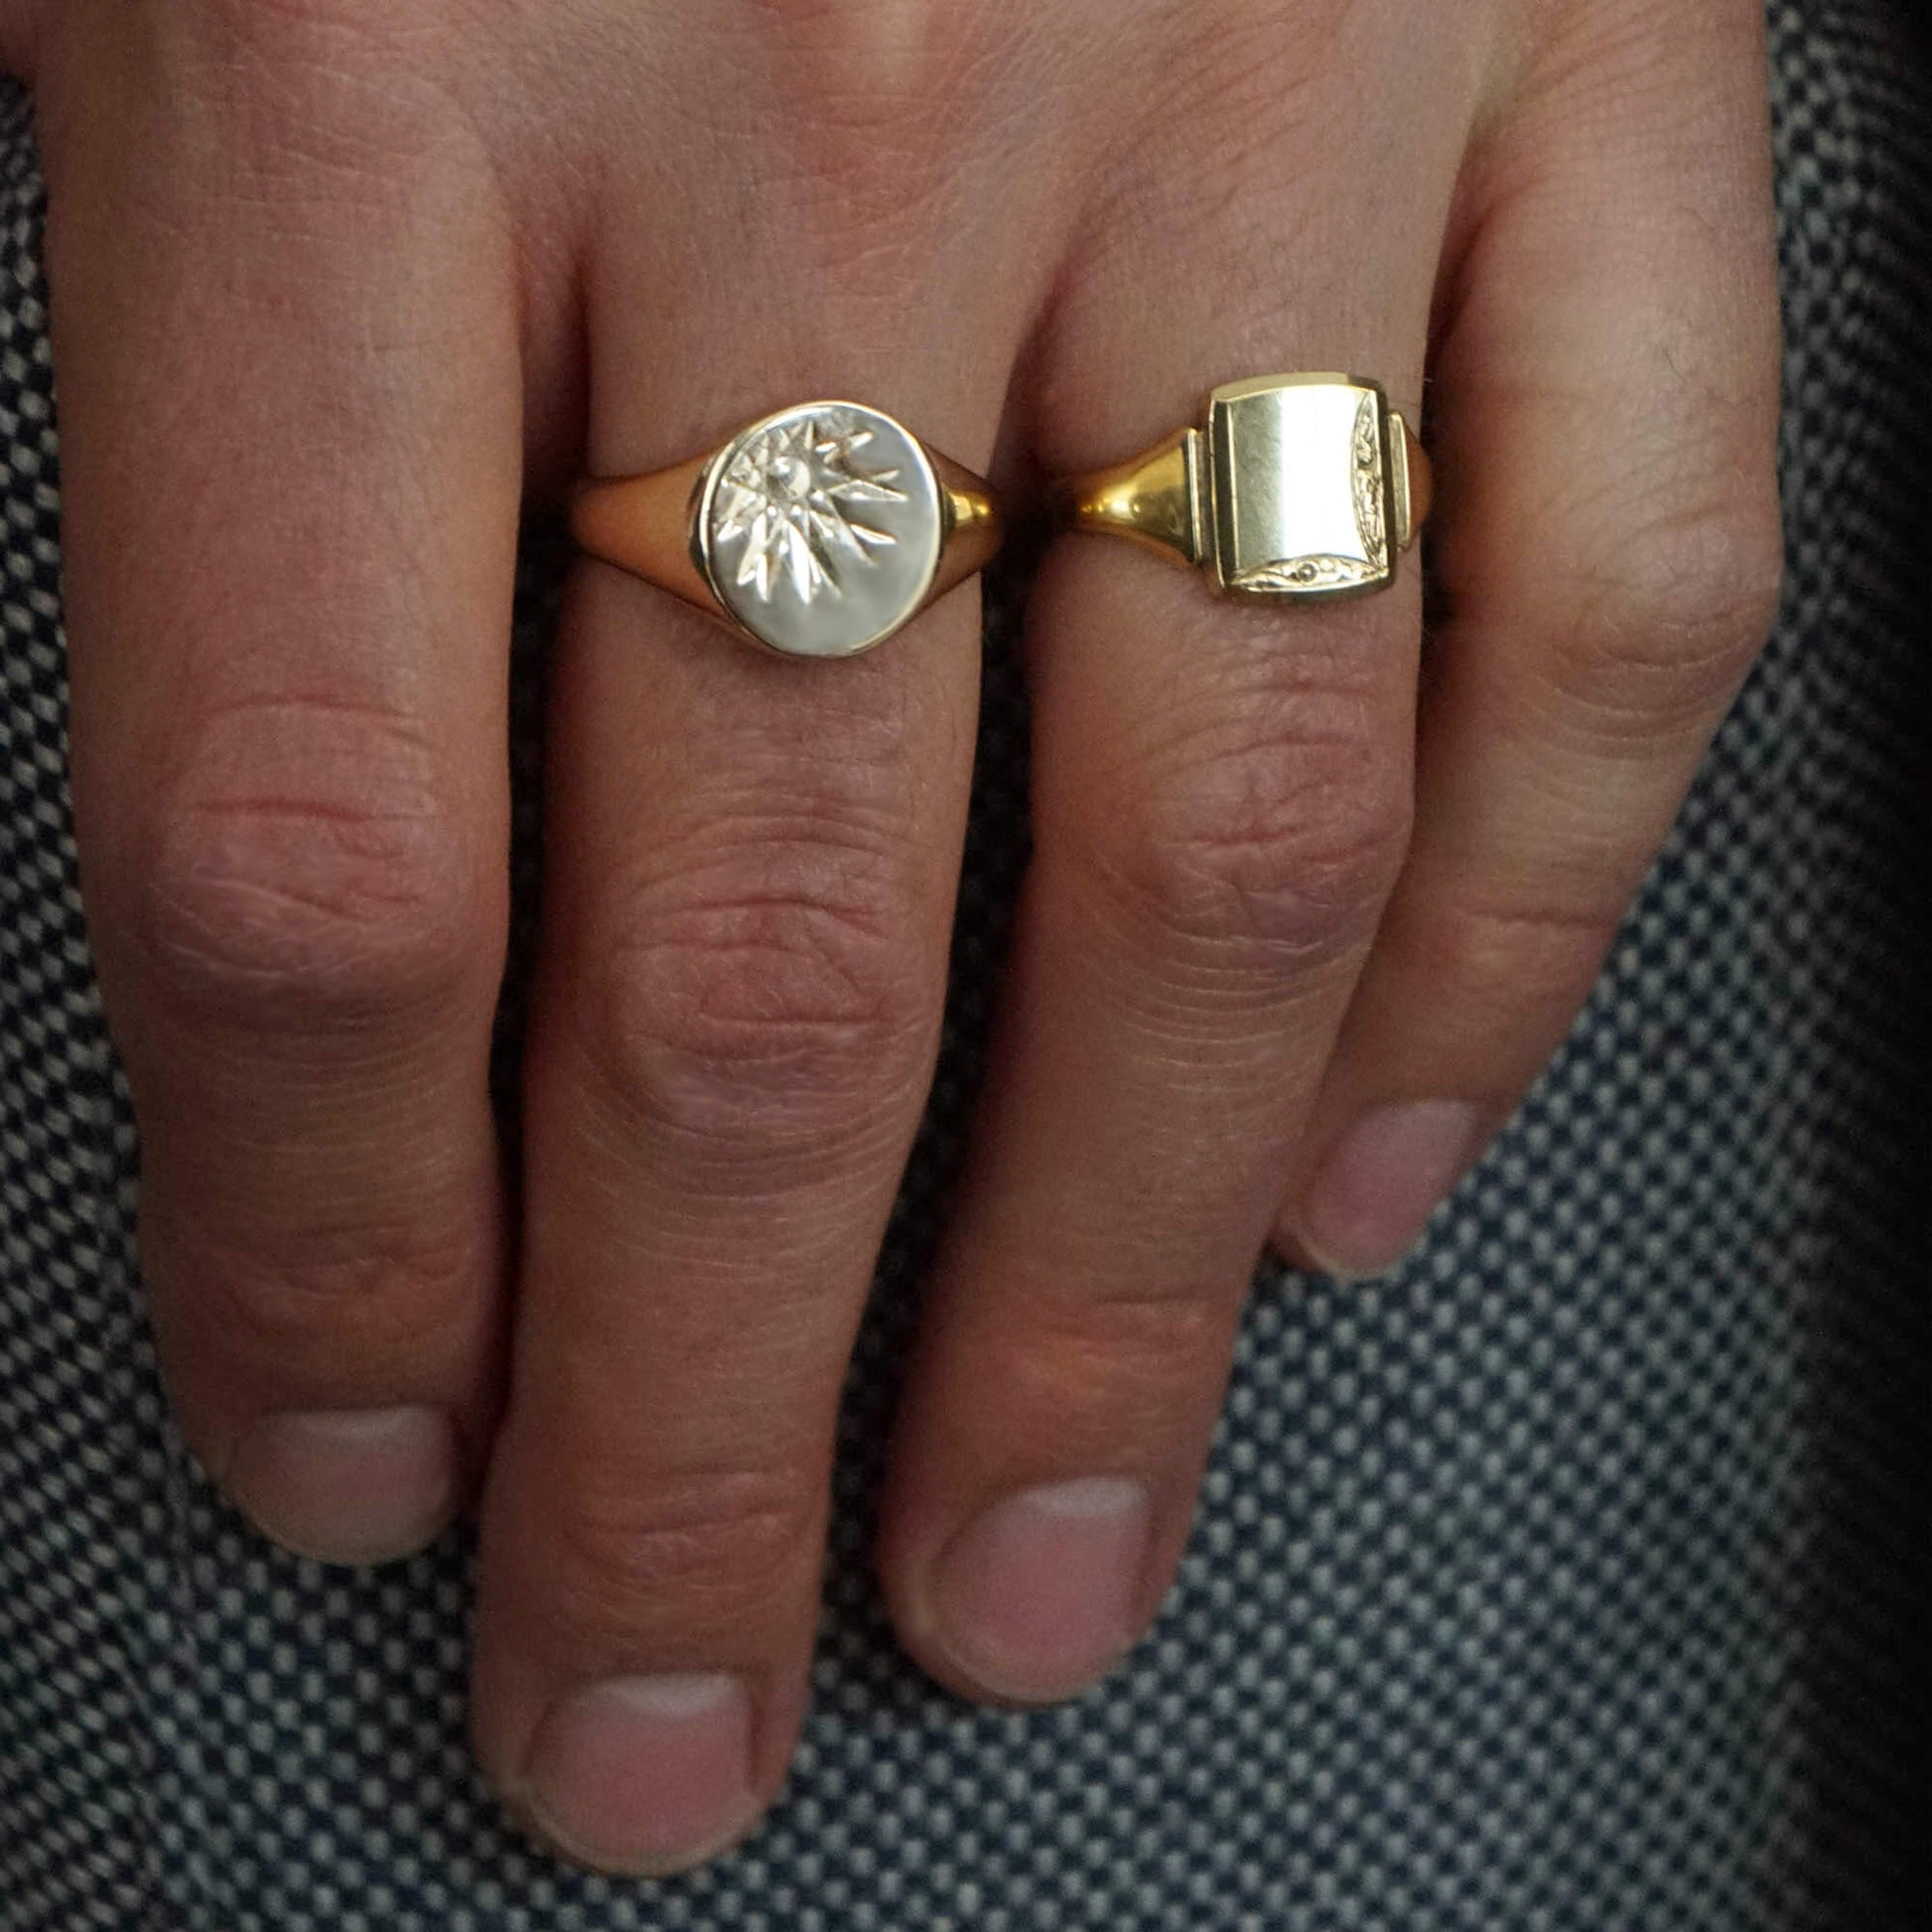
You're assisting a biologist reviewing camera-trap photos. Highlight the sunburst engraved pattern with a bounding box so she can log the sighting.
[711,410,909,606]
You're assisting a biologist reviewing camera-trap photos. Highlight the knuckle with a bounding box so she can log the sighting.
[1095,690,1412,961]
[963,1286,1234,1461]
[183,0,445,57]
[185,1219,483,1379]
[730,0,1030,268]
[142,0,477,189]
[1028,1288,1231,1413]
[584,822,937,1151]
[753,0,1009,77]
[1162,1,1349,172]
[1420,895,1623,1024]
[754,0,1015,112]
[1556,489,1785,734]
[546,1462,823,1633]
[133,705,489,1025]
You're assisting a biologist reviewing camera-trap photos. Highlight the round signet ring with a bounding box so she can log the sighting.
[571,400,1002,659]
[1058,373,1431,600]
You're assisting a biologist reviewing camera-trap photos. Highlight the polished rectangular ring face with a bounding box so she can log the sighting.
[1206,375,1394,597]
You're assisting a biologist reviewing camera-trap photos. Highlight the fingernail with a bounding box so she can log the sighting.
[1299,1099,1483,1280]
[225,1406,458,1566]
[519,1674,759,1876]
[928,1476,1151,1702]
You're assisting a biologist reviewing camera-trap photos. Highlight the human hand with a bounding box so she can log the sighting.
[7,0,1780,1876]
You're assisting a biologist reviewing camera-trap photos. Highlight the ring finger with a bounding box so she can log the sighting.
[878,14,1480,1701]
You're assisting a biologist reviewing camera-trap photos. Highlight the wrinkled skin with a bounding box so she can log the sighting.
[2,0,1780,1877]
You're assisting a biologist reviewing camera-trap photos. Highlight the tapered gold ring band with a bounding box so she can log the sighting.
[1058,372,1430,600]
[571,399,1000,660]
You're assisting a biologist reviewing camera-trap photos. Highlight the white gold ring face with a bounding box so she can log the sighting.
[696,401,944,658]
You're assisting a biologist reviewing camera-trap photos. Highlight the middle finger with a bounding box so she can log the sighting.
[467,3,1068,1875]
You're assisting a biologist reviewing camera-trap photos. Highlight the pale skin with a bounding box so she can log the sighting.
[3,0,1782,1879]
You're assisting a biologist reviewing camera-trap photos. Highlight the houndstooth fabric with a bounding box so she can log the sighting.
[2,2,1928,1925]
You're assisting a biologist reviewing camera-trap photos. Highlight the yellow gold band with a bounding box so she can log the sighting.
[1059,373,1430,601]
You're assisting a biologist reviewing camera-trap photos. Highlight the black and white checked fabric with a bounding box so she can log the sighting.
[3,2,1928,1925]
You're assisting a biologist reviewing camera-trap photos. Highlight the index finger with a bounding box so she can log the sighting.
[44,10,522,1559]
